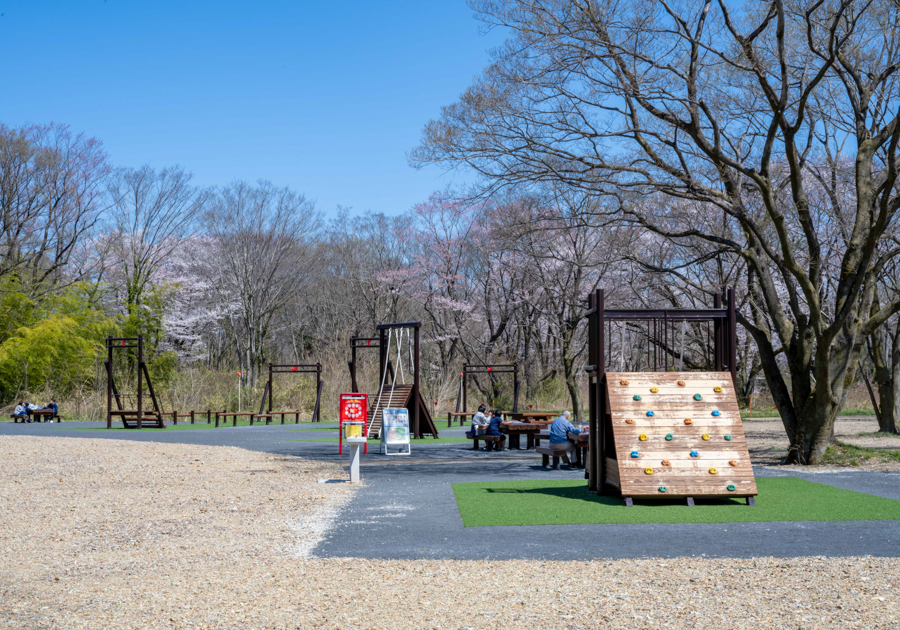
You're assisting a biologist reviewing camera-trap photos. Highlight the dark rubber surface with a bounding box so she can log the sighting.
[5,420,899,559]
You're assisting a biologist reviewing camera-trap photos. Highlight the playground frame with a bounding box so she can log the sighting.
[584,288,738,494]
[259,363,324,422]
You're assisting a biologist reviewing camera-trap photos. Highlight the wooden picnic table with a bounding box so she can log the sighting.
[24,409,59,422]
[447,411,477,427]
[508,411,558,422]
[500,421,546,450]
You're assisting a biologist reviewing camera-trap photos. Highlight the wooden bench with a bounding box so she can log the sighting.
[536,446,571,469]
[465,431,505,451]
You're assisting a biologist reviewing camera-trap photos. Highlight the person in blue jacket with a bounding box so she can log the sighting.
[549,410,581,466]
[484,409,506,451]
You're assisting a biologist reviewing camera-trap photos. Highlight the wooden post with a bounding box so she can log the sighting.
[172,410,177,425]
[512,362,520,413]
[137,335,143,430]
[413,324,421,439]
[206,409,211,424]
[714,293,724,372]
[727,287,738,389]
[106,338,112,429]
[191,410,195,425]
[215,412,219,428]
[268,363,273,415]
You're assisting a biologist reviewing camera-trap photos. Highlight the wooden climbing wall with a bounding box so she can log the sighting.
[605,372,757,499]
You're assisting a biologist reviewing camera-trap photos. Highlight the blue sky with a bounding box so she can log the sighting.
[0,1,504,215]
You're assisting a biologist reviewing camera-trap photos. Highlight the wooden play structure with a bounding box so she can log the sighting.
[348,322,439,440]
[448,363,520,427]
[257,363,324,423]
[584,289,757,506]
[105,335,165,429]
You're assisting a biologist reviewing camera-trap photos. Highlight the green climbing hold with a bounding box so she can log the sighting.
[724,435,732,441]
[665,433,673,441]
[659,486,667,493]
[727,484,736,492]
[693,393,702,401]
[633,395,642,401]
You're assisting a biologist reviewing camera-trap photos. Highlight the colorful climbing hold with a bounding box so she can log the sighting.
[633,395,642,401]
[727,484,736,491]
[646,411,655,417]
[639,434,648,441]
[661,459,671,466]
[702,434,711,441]
[644,468,653,475]
[620,379,629,386]
[650,387,658,393]
[714,386,723,393]
[677,380,685,387]
[665,433,673,441]
[684,418,693,425]
[724,435,732,441]
[690,450,699,457]
[625,418,634,424]
[631,451,639,458]
[693,393,702,401]
[729,460,738,467]
[712,410,721,417]
[709,467,718,474]
[659,486,667,493]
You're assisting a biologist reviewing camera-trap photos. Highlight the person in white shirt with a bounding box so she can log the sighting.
[470,404,489,434]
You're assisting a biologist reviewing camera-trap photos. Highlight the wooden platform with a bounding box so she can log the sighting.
[605,372,757,500]
[366,384,439,439]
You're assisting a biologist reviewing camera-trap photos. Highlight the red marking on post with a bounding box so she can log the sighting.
[487,366,492,372]
[291,367,297,372]
[238,371,242,377]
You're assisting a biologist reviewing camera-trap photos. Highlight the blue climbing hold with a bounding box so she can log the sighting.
[712,410,721,417]
[646,410,655,417]
[690,450,699,457]
[631,451,639,458]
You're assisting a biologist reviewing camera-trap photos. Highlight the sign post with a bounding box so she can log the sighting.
[339,393,368,455]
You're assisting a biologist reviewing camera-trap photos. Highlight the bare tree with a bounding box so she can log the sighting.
[412,0,900,463]
[0,123,110,297]
[205,180,320,388]
[106,165,209,311]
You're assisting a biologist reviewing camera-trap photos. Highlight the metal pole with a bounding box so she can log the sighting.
[413,325,421,439]
[727,288,738,388]
[679,319,686,371]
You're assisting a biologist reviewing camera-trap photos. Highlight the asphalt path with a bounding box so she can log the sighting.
[5,420,899,560]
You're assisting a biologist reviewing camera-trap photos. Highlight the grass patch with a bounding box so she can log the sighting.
[820,442,900,467]
[279,435,469,444]
[740,406,877,419]
[451,477,900,527]
[53,420,327,432]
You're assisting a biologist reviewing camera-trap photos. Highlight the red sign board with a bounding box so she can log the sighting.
[339,393,368,455]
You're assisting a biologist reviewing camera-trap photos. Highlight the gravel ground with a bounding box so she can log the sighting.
[2,436,899,629]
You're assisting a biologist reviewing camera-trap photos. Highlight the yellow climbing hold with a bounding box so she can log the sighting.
[714,386,723,393]
[702,434,711,441]
[644,468,653,475]
[639,434,648,441]
[650,386,658,393]
[709,468,718,474]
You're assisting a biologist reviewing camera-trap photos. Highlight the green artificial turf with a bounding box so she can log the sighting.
[452,477,900,527]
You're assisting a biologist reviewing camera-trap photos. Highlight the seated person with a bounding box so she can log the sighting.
[549,410,581,466]
[26,402,39,420]
[470,404,489,435]
[44,398,59,419]
[484,409,506,450]
[12,402,29,422]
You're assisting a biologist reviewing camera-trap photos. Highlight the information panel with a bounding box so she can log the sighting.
[381,408,411,455]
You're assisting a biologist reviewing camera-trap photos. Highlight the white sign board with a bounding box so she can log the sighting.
[381,408,411,455]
